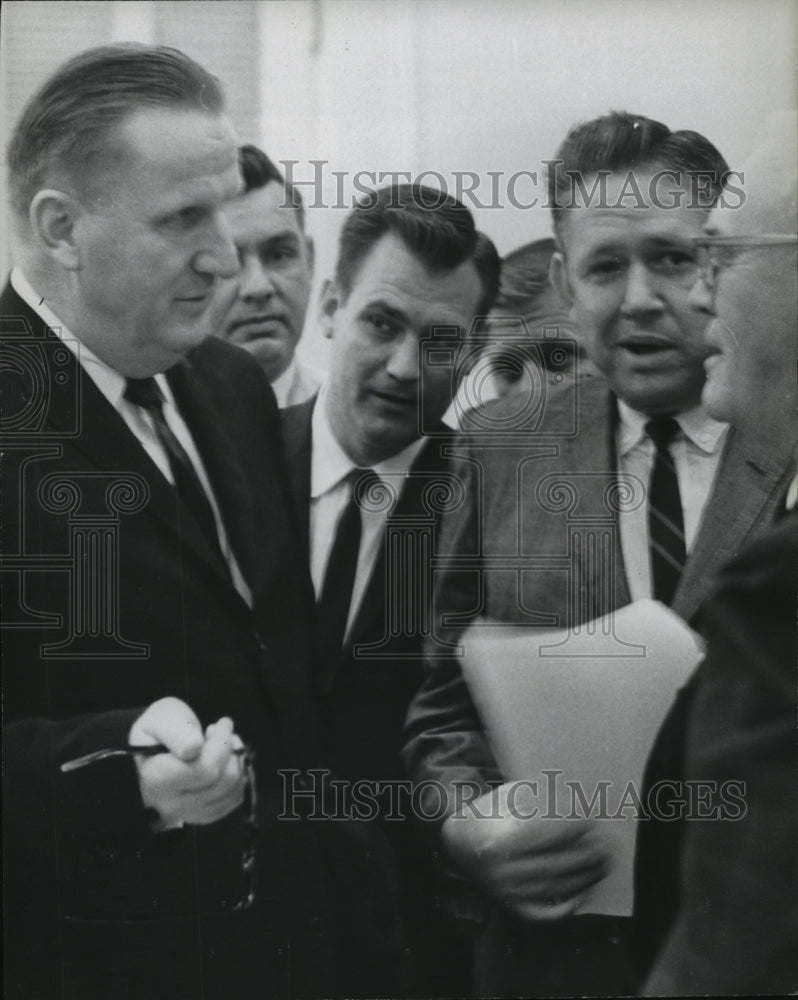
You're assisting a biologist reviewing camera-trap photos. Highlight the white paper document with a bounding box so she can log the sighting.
[459,599,704,916]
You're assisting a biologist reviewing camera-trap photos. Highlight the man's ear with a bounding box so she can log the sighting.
[29,189,82,270]
[549,251,574,308]
[318,278,339,340]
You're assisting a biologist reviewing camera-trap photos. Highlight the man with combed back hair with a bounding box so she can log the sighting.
[1,43,398,999]
[404,111,793,996]
[281,182,500,995]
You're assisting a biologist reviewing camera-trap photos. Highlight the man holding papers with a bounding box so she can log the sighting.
[403,112,794,996]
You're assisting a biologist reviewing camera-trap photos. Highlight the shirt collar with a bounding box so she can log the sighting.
[311,383,427,499]
[616,397,728,456]
[786,471,798,511]
[10,266,173,410]
[270,357,298,408]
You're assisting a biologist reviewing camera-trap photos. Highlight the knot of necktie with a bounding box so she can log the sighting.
[645,415,681,452]
[124,376,165,411]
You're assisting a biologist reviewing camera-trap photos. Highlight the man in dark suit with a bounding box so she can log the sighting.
[1,43,394,999]
[636,113,797,996]
[403,112,794,996]
[281,183,500,995]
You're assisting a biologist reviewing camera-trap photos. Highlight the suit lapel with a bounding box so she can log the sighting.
[168,357,262,592]
[562,384,632,615]
[347,429,456,648]
[674,426,793,623]
[2,283,240,592]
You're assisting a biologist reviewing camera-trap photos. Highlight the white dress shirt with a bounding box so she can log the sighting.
[11,267,251,605]
[270,356,323,409]
[309,385,426,639]
[616,398,729,602]
[786,472,798,511]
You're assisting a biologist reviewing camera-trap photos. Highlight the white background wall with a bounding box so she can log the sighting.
[2,0,795,365]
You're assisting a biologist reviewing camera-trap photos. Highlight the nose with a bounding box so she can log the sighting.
[687,272,716,316]
[385,330,420,382]
[238,252,276,301]
[192,213,240,280]
[620,262,662,317]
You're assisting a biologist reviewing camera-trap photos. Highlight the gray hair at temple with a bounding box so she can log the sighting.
[7,43,225,222]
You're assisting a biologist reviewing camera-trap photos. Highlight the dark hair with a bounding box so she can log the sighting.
[8,43,225,217]
[335,183,500,316]
[548,111,730,241]
[238,143,305,229]
[494,237,558,309]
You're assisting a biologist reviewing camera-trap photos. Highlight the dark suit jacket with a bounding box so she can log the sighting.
[1,283,393,999]
[402,376,793,996]
[282,396,463,783]
[282,397,475,997]
[635,509,798,995]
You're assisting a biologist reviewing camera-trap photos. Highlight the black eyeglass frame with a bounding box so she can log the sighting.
[693,234,798,288]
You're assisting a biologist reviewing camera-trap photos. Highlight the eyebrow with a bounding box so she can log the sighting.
[234,230,302,251]
[360,299,410,324]
[584,234,693,256]
[259,229,300,244]
[258,231,302,245]
[645,235,695,246]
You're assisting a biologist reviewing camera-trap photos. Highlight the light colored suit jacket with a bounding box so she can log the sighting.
[404,371,792,814]
[401,373,792,996]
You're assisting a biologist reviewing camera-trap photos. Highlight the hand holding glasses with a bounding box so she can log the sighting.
[60,698,258,911]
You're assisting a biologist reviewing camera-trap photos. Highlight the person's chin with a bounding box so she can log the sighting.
[360,400,416,447]
[170,321,213,355]
[614,368,704,415]
[701,369,734,424]
[238,338,290,376]
[144,326,208,370]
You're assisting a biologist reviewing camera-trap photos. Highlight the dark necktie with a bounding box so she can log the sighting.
[124,376,220,547]
[646,416,686,605]
[317,468,378,666]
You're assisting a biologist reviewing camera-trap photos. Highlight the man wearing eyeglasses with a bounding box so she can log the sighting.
[636,113,797,996]
[405,111,794,997]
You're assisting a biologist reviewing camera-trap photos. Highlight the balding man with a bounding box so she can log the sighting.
[637,114,797,996]
[1,44,395,999]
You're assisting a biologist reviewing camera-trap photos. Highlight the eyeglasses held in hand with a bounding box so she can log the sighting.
[60,743,258,912]
[60,743,249,772]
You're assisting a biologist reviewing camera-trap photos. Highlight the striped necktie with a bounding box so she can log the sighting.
[646,416,686,605]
